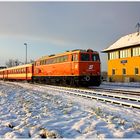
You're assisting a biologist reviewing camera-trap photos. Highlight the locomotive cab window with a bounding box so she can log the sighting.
[81,53,90,61]
[92,54,100,61]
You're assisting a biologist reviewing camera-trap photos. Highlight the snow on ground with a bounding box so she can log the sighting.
[0,81,140,138]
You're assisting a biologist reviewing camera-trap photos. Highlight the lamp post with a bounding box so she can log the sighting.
[24,43,27,64]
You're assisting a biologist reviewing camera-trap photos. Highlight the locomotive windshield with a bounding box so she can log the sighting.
[80,53,100,61]
[81,53,90,61]
[92,54,100,61]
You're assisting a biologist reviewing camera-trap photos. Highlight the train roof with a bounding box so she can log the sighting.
[35,49,98,61]
[0,63,32,72]
[102,32,140,52]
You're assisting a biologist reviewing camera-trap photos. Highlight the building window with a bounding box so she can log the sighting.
[109,51,119,60]
[112,69,115,75]
[132,47,140,56]
[134,68,139,75]
[122,68,126,75]
[120,49,131,58]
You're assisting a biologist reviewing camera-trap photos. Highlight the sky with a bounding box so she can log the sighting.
[0,2,140,71]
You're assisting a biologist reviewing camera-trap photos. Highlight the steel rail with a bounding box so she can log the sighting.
[90,87,140,96]
[101,83,140,88]
[2,81,140,109]
[38,85,140,109]
[42,85,140,102]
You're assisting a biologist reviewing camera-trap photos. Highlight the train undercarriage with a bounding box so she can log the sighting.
[32,75,101,87]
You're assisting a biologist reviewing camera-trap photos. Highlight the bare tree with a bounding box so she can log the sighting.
[5,59,21,68]
[29,59,34,63]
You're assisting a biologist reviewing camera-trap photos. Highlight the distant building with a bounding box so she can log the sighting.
[102,32,140,82]
[0,66,7,69]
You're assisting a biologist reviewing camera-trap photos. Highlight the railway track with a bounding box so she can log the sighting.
[90,87,140,96]
[101,82,140,88]
[1,81,140,109]
[34,84,140,109]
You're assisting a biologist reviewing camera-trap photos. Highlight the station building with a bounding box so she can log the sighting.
[102,32,140,82]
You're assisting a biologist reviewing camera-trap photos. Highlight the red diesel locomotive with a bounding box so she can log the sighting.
[0,49,101,86]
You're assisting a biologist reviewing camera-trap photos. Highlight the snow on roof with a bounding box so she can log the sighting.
[102,32,140,52]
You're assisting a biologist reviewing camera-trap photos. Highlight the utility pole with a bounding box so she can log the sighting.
[24,43,27,64]
[136,22,140,33]
[24,43,28,81]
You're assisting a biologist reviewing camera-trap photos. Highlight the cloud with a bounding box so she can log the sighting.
[0,2,140,70]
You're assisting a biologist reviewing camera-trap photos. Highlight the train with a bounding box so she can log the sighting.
[0,49,101,86]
